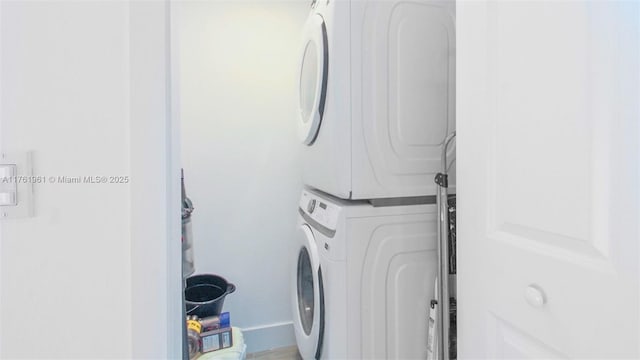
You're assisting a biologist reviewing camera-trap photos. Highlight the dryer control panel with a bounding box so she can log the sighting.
[299,190,340,232]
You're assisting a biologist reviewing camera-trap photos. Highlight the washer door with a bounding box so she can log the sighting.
[298,13,328,145]
[292,224,325,359]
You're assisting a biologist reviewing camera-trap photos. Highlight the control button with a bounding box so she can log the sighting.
[307,199,316,214]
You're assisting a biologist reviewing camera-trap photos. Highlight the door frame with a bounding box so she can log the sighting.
[129,0,182,358]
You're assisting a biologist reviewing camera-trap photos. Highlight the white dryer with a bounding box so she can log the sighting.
[298,0,456,200]
[292,189,438,359]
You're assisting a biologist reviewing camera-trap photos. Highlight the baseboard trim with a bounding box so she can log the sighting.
[242,321,296,354]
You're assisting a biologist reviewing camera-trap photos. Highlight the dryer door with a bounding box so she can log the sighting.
[292,224,325,359]
[298,13,328,145]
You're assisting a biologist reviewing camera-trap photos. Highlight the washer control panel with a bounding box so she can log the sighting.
[299,190,340,231]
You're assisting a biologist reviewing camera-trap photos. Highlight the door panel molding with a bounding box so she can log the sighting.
[459,1,639,358]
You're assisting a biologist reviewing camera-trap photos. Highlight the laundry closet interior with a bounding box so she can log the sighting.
[174,1,639,359]
[0,0,636,358]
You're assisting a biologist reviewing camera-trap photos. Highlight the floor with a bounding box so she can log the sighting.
[247,346,301,360]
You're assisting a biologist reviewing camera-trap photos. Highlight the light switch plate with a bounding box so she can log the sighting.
[0,192,16,206]
[0,165,16,179]
[0,152,33,219]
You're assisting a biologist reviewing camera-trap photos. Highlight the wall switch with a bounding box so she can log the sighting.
[0,165,16,180]
[0,152,33,219]
[0,192,16,206]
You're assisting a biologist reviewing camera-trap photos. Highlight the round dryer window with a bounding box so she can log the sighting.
[298,13,328,145]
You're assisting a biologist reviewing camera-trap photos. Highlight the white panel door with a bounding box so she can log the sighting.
[458,1,639,359]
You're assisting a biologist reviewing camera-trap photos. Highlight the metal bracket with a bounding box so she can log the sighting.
[434,173,448,188]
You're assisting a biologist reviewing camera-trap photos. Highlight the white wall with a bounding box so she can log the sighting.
[0,1,181,358]
[0,2,132,358]
[176,1,308,352]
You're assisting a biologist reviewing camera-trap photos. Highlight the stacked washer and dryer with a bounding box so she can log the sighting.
[292,0,455,359]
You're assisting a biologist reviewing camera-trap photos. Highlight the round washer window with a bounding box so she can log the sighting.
[297,246,315,335]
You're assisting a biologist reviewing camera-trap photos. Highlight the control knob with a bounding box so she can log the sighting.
[307,199,316,214]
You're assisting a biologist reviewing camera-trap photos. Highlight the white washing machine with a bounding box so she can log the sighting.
[292,189,438,359]
[298,0,456,200]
